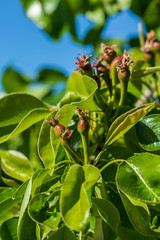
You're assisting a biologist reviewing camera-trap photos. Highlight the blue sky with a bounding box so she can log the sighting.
[0,0,146,83]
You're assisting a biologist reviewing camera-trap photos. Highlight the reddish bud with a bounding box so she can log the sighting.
[118,68,130,79]
[153,41,160,52]
[101,43,117,64]
[111,56,123,68]
[143,51,154,61]
[77,119,89,134]
[54,124,65,136]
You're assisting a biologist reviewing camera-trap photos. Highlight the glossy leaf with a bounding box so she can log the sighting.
[83,164,100,190]
[0,217,18,240]
[0,150,33,182]
[47,227,77,240]
[106,102,155,146]
[136,114,160,151]
[17,178,37,240]
[0,93,51,143]
[117,153,160,203]
[92,198,120,231]
[60,164,90,232]
[0,188,17,203]
[29,193,61,230]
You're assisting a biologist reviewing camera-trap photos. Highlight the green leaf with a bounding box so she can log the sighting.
[66,72,101,111]
[31,169,50,197]
[31,169,60,197]
[0,188,17,203]
[60,164,90,232]
[118,225,155,240]
[29,123,43,169]
[106,102,155,146]
[0,198,21,218]
[17,178,37,240]
[38,68,67,83]
[58,91,81,108]
[131,66,160,80]
[0,218,18,240]
[29,192,61,230]
[38,104,75,168]
[92,198,120,232]
[0,93,51,143]
[47,227,77,240]
[116,153,160,204]
[0,150,33,182]
[1,177,19,188]
[120,193,157,237]
[83,164,100,190]
[2,67,29,93]
[38,112,58,168]
[135,114,160,151]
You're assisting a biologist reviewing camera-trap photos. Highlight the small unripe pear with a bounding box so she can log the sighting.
[54,124,65,136]
[77,119,89,134]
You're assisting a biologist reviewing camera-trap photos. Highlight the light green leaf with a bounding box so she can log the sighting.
[60,164,90,232]
[0,93,51,143]
[105,102,155,146]
[92,198,120,232]
[83,164,100,190]
[58,91,81,108]
[38,112,58,168]
[135,114,160,151]
[47,227,77,240]
[17,178,37,240]
[0,198,21,218]
[67,72,101,111]
[116,153,160,204]
[0,150,33,182]
[131,66,160,80]
[38,105,75,168]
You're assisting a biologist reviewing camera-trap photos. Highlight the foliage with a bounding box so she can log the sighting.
[1,27,160,239]
[1,1,160,239]
[20,0,160,48]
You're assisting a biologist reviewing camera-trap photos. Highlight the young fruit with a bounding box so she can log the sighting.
[54,124,65,136]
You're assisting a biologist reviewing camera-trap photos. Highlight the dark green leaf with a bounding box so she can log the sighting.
[0,218,18,240]
[47,227,77,240]
[136,114,160,151]
[29,193,61,230]
[92,198,120,231]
